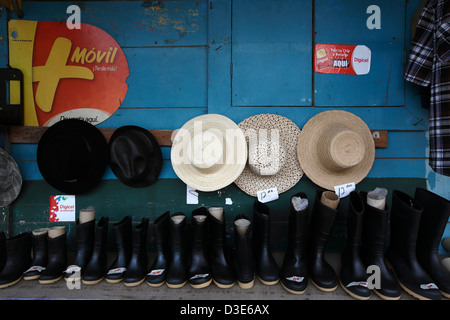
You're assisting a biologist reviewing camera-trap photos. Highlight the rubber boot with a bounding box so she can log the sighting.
[360,191,401,300]
[146,211,170,287]
[64,218,95,281]
[82,216,109,284]
[188,207,212,288]
[233,214,254,289]
[340,191,371,300]
[280,192,309,294]
[415,187,450,298]
[0,232,6,272]
[106,215,132,283]
[208,207,234,288]
[124,217,149,286]
[166,212,188,288]
[0,232,32,288]
[39,227,67,284]
[24,228,49,280]
[253,200,279,285]
[386,190,441,300]
[308,190,338,292]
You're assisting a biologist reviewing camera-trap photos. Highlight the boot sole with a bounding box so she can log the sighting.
[257,276,279,286]
[441,291,450,299]
[39,275,62,284]
[311,279,337,292]
[167,281,187,289]
[237,279,254,289]
[0,275,23,289]
[372,289,401,300]
[23,274,41,281]
[124,278,145,287]
[280,281,307,295]
[146,280,165,287]
[82,277,104,285]
[213,279,234,289]
[190,278,212,289]
[105,278,123,284]
[339,280,371,300]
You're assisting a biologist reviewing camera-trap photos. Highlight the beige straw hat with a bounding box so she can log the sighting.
[297,110,375,191]
[234,114,303,197]
[171,114,247,192]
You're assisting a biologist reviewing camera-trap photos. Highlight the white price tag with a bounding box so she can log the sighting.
[186,185,199,204]
[257,187,279,203]
[334,182,356,198]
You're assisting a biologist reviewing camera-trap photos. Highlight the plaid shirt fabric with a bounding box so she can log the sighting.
[405,0,450,176]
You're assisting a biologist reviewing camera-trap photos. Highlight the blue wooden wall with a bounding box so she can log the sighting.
[1,0,448,248]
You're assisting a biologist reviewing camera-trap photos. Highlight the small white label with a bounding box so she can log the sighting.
[186,185,199,204]
[107,267,126,275]
[190,273,210,280]
[147,269,164,276]
[225,198,233,205]
[286,276,304,283]
[25,266,46,273]
[64,265,81,273]
[334,182,356,198]
[257,187,279,203]
[346,281,369,288]
[420,283,438,290]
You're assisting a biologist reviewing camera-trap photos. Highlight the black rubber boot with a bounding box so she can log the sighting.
[39,228,67,284]
[106,215,132,283]
[253,200,279,285]
[208,207,234,288]
[340,191,371,300]
[188,207,212,289]
[64,219,95,281]
[24,229,49,280]
[308,190,338,292]
[0,232,6,273]
[166,212,188,288]
[146,211,170,287]
[124,217,149,286]
[233,214,254,289]
[415,187,450,298]
[360,191,401,300]
[386,190,441,300]
[0,232,32,289]
[82,216,109,284]
[280,192,309,294]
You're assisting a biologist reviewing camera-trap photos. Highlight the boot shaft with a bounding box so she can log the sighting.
[361,191,389,255]
[191,207,209,251]
[5,232,32,267]
[132,217,149,254]
[309,190,338,252]
[288,192,309,248]
[345,191,364,249]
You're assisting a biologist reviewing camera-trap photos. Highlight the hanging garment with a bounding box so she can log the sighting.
[405,0,450,176]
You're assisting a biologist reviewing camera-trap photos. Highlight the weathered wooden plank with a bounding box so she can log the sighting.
[17,0,208,47]
[7,126,174,146]
[231,0,313,107]
[314,0,406,106]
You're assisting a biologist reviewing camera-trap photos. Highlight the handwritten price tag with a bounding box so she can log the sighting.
[334,182,356,198]
[257,187,279,203]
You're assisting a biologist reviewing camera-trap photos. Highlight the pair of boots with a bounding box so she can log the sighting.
[0,231,31,288]
[146,208,234,289]
[24,226,67,284]
[106,216,149,286]
[385,188,450,300]
[63,210,110,285]
[280,190,339,295]
[232,200,279,289]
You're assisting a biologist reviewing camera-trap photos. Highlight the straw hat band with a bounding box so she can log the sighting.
[317,124,365,172]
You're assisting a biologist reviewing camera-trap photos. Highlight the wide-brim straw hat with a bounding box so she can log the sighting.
[234,114,303,197]
[171,114,247,192]
[297,110,375,191]
[0,148,22,206]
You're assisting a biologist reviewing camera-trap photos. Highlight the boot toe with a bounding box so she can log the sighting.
[281,276,308,294]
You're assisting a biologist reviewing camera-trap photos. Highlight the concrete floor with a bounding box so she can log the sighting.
[0,253,422,301]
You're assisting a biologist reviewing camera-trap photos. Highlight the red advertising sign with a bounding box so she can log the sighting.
[314,44,371,75]
[9,20,129,126]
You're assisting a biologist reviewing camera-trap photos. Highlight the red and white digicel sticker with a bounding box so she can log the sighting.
[314,44,371,75]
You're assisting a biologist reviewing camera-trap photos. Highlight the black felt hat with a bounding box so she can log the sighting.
[37,119,108,194]
[108,125,163,188]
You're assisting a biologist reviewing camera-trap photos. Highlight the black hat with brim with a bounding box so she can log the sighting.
[37,119,108,194]
[108,125,163,188]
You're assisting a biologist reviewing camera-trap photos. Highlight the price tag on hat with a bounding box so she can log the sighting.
[334,182,355,198]
[257,187,279,203]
